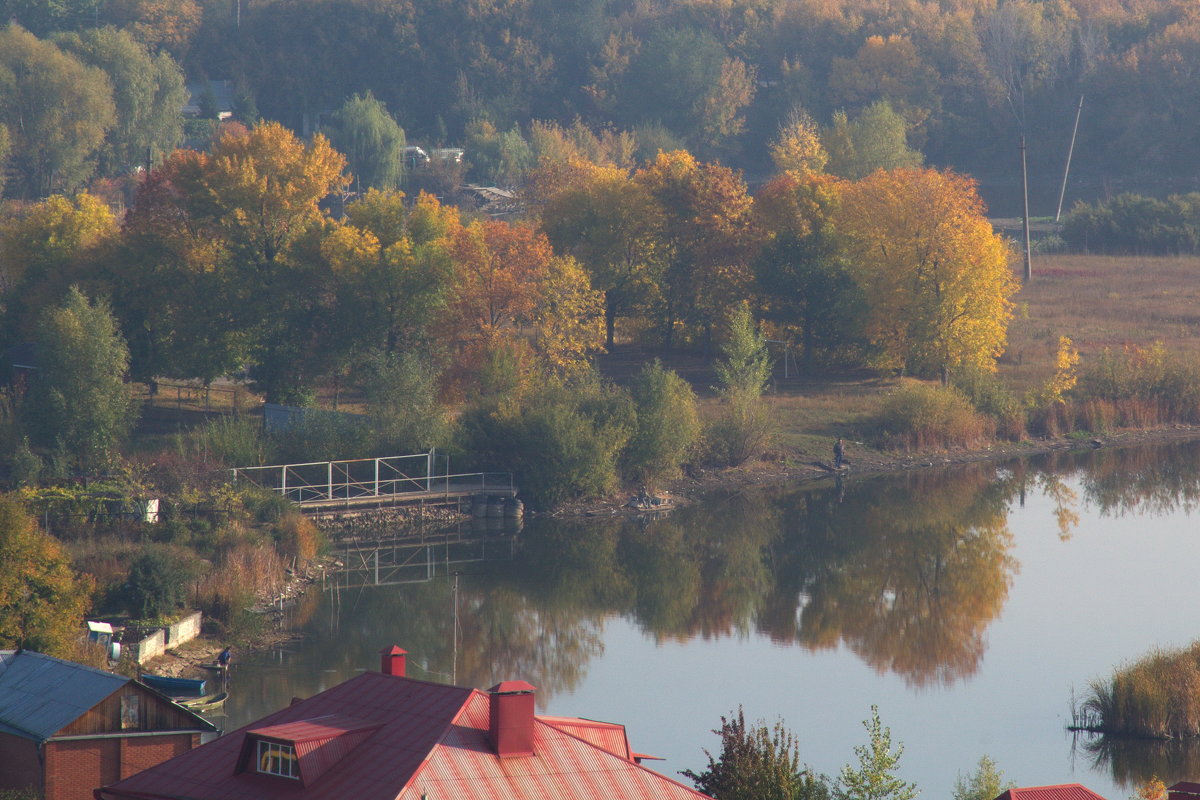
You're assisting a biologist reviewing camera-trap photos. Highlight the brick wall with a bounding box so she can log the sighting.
[44,738,116,800]
[43,733,200,800]
[119,733,197,780]
[0,732,41,795]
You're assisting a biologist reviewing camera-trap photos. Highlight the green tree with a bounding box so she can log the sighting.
[824,102,923,181]
[683,706,830,800]
[619,26,755,154]
[953,755,1014,800]
[54,26,186,176]
[623,360,699,488]
[327,91,406,193]
[26,286,136,472]
[835,706,919,800]
[0,25,115,197]
[0,495,93,656]
[0,123,9,197]
[361,350,447,453]
[709,302,775,466]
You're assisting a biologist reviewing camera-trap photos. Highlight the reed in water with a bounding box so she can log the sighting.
[1076,643,1200,739]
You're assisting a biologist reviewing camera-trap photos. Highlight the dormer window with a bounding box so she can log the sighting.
[257,740,298,779]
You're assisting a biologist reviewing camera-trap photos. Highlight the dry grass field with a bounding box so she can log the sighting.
[1001,254,1200,391]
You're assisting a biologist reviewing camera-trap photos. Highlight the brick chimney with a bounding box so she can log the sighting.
[380,645,407,677]
[488,680,536,758]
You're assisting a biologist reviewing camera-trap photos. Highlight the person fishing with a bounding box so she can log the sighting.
[217,647,231,669]
[834,437,845,469]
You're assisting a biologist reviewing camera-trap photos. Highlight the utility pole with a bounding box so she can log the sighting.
[1021,136,1032,283]
[1056,95,1084,223]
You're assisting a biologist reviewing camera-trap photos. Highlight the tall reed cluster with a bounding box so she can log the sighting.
[1080,643,1200,738]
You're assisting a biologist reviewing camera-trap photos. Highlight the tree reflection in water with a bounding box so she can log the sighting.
[1076,732,1200,792]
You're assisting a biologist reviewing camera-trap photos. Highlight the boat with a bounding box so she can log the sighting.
[178,691,227,713]
[139,674,207,697]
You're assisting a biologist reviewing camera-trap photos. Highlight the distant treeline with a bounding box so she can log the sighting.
[1062,193,1200,255]
[3,0,1200,198]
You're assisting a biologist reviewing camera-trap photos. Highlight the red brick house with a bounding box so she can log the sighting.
[96,645,713,800]
[994,785,1111,800]
[0,649,216,800]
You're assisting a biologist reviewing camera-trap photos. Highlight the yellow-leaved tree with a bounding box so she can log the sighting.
[837,167,1017,383]
[0,495,94,657]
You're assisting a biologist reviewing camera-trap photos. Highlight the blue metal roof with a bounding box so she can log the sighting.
[0,650,129,741]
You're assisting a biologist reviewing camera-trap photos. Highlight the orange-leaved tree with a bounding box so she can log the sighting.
[837,167,1016,382]
[634,150,756,352]
[444,218,603,387]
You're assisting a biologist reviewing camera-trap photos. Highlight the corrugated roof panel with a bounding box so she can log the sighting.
[1001,785,1111,800]
[539,715,632,760]
[0,650,128,740]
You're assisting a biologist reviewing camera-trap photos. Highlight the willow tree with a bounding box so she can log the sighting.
[326,91,406,192]
[837,167,1016,383]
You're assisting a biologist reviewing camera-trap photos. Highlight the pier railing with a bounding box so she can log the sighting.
[230,453,512,507]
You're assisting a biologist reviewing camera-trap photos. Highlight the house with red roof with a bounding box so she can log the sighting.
[95,645,713,800]
[1169,782,1200,800]
[994,785,1110,800]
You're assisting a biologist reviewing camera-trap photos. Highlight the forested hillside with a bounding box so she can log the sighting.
[2,0,1199,198]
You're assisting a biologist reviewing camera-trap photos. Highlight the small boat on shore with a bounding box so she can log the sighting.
[178,691,227,713]
[139,674,207,696]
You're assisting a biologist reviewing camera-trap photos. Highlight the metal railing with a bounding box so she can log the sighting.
[230,452,512,506]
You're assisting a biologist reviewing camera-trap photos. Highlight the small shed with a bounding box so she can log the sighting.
[0,650,216,800]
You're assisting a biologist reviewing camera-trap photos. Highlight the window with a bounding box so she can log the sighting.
[257,740,299,779]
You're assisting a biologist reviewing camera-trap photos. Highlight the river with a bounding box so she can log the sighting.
[217,440,1200,799]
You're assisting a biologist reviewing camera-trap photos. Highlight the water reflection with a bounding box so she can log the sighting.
[244,439,1200,788]
[1078,733,1200,791]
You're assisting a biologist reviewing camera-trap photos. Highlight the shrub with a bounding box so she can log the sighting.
[124,543,202,619]
[952,367,1025,441]
[458,371,634,510]
[187,415,268,468]
[268,408,373,463]
[1073,344,1200,426]
[273,510,323,564]
[870,380,993,451]
[623,361,700,486]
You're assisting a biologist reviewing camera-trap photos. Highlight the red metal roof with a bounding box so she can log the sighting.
[996,785,1110,800]
[97,670,712,800]
[539,715,632,760]
[1169,783,1200,797]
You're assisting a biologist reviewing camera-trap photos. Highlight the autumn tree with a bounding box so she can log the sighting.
[0,495,93,657]
[444,217,603,385]
[837,168,1016,383]
[539,163,663,347]
[0,25,115,197]
[123,121,348,401]
[684,707,830,800]
[835,706,918,800]
[753,172,866,366]
[634,150,756,352]
[26,287,135,473]
[0,193,119,341]
[770,108,828,176]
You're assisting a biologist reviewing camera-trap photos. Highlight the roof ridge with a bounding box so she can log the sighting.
[395,686,485,798]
